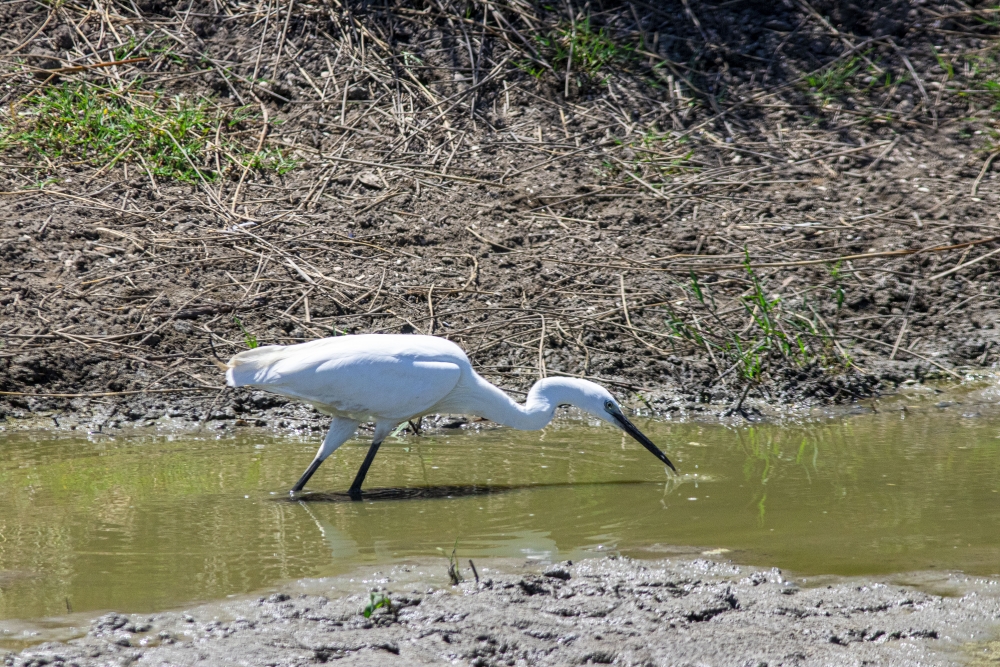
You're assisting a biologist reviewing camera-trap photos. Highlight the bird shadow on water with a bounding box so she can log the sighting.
[279,480,660,503]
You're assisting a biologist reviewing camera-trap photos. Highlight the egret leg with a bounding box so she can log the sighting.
[346,420,400,500]
[347,439,382,499]
[290,417,359,495]
[291,458,325,494]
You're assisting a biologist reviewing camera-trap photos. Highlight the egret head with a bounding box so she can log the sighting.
[537,378,677,472]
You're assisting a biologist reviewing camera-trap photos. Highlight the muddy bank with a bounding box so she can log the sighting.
[4,556,1000,666]
[3,0,1000,424]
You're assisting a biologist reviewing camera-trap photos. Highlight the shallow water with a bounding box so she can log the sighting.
[2,397,1000,622]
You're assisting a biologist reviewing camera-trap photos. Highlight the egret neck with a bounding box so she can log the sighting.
[460,376,592,431]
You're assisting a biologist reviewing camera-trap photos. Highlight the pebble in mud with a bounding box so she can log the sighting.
[6,557,1000,666]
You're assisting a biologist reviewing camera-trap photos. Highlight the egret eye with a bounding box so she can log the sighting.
[604,400,615,412]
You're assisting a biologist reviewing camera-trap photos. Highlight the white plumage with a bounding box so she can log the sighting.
[225,334,675,497]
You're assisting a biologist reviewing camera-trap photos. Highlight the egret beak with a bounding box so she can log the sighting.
[612,412,677,472]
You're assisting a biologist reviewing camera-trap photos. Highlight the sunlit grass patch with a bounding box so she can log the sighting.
[0,81,295,182]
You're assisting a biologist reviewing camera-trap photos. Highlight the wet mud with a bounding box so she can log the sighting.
[5,556,1000,666]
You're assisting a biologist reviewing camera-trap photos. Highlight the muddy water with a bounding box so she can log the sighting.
[2,402,1000,622]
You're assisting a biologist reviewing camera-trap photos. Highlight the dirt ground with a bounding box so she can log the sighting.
[4,555,1000,666]
[2,0,1000,428]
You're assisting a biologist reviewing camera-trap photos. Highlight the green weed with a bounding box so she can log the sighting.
[829,262,846,313]
[690,271,705,305]
[882,70,908,88]
[400,50,424,68]
[802,52,920,105]
[968,48,1000,76]
[981,81,1000,111]
[362,592,392,618]
[0,81,293,182]
[958,48,1000,109]
[623,129,697,175]
[514,59,547,79]
[536,17,634,79]
[657,252,852,400]
[110,36,182,64]
[932,46,955,80]
[804,54,867,98]
[974,12,1000,29]
[233,316,258,349]
[741,253,781,339]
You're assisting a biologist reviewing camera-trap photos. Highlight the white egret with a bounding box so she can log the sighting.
[224,334,675,498]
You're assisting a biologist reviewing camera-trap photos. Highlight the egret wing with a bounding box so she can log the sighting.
[235,345,462,421]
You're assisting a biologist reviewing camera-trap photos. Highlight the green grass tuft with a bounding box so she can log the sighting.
[932,46,955,80]
[538,17,635,77]
[1,81,294,182]
[361,592,392,618]
[233,316,259,349]
[804,54,868,99]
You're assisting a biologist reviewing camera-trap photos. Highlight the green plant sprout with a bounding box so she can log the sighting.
[932,46,955,80]
[829,262,846,313]
[657,247,854,401]
[447,540,463,585]
[536,16,635,79]
[233,316,258,349]
[514,59,547,79]
[362,592,392,618]
[804,53,868,99]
